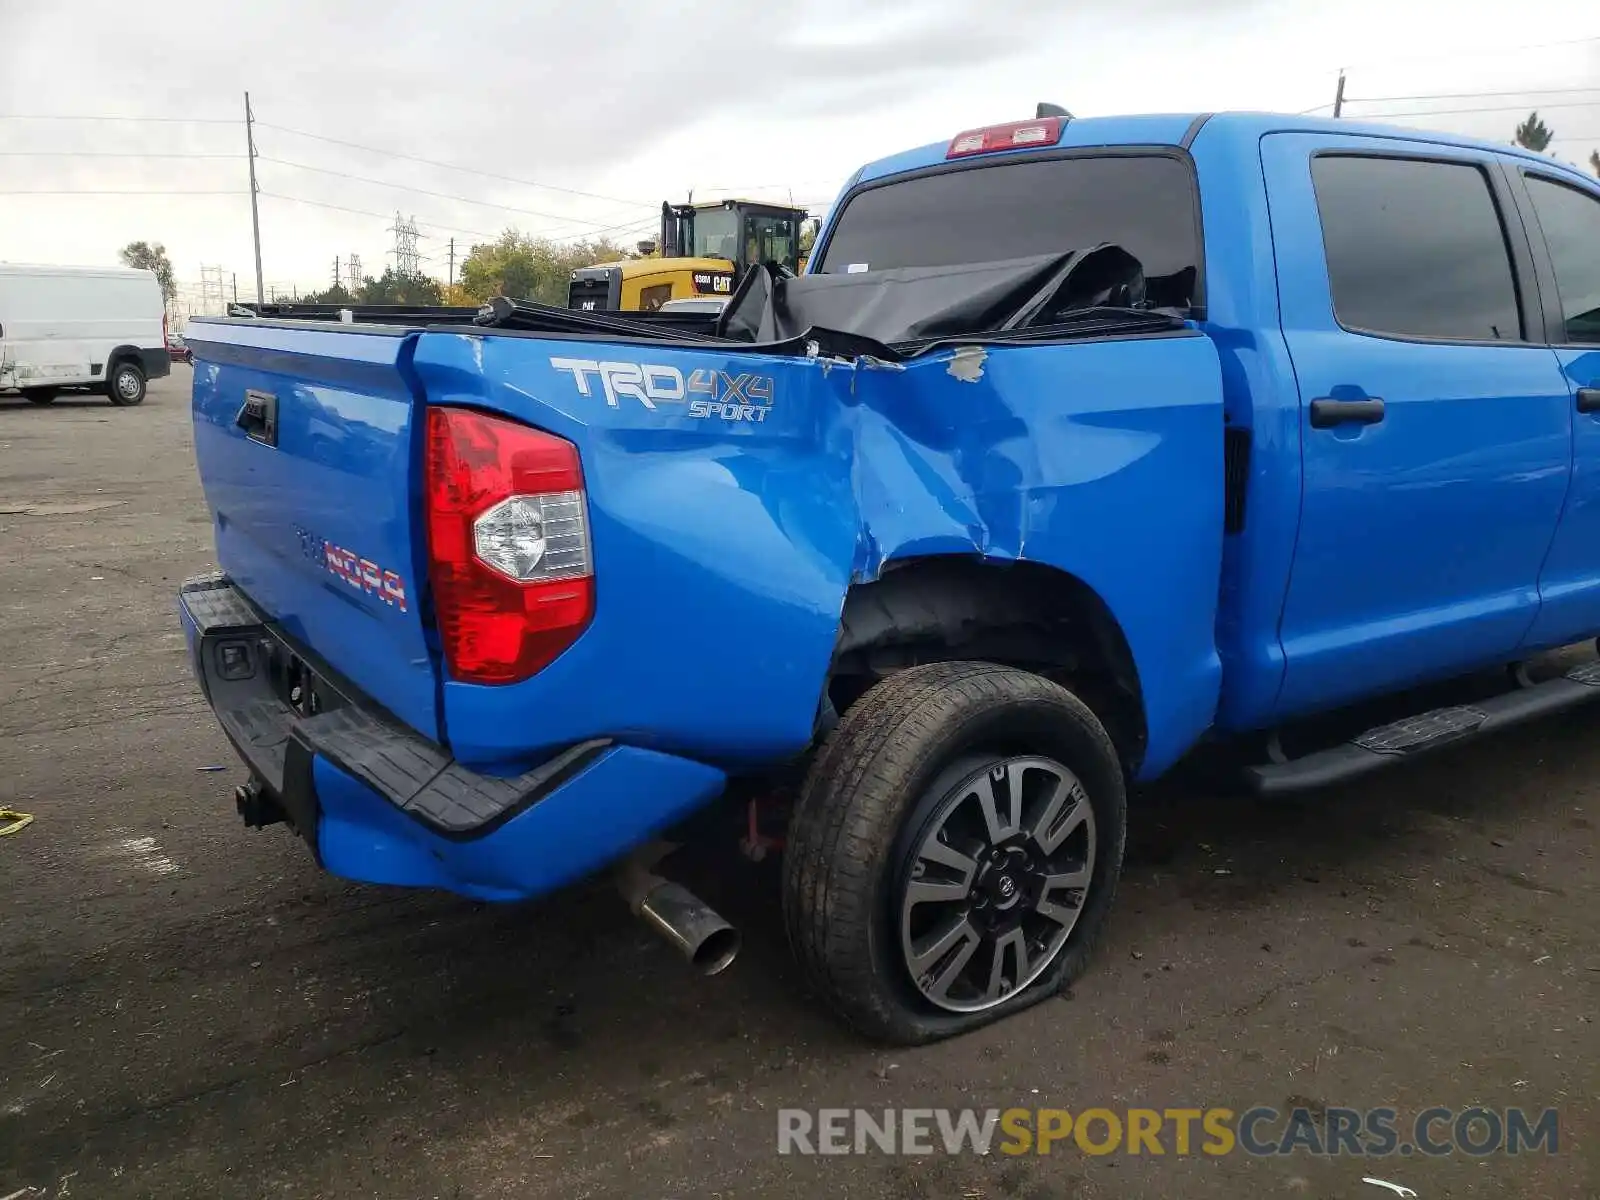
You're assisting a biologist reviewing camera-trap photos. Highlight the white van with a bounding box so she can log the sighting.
[0,263,171,406]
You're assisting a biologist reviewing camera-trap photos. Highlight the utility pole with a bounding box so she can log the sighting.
[448,237,455,289]
[244,92,264,304]
[1333,70,1346,118]
[333,257,341,291]
[231,273,237,303]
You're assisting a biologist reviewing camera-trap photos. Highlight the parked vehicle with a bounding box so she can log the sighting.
[0,263,171,405]
[166,332,193,364]
[180,109,1600,1044]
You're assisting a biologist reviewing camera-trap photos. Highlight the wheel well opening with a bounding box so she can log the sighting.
[825,557,1147,774]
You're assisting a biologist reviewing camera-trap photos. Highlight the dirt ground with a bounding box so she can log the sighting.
[0,371,1594,1199]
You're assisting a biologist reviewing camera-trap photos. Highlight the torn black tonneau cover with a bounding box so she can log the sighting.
[710,245,1187,355]
[223,245,1187,363]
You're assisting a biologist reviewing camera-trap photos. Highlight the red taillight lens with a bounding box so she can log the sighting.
[946,117,1066,159]
[424,407,594,684]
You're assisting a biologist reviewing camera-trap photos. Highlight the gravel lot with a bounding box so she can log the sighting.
[1,370,1594,1199]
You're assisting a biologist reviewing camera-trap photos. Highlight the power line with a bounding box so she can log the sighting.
[258,191,505,241]
[548,212,661,243]
[1350,98,1600,119]
[0,188,248,196]
[1348,87,1600,103]
[261,189,655,247]
[255,155,650,232]
[0,151,245,159]
[254,121,652,210]
[1336,33,1600,72]
[0,113,238,124]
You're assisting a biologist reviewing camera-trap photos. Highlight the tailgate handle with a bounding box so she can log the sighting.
[237,389,278,447]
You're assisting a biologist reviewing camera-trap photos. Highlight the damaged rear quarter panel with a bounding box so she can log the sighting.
[847,336,1227,777]
[411,328,1225,778]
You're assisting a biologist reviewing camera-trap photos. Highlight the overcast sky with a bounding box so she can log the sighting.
[3,0,1597,307]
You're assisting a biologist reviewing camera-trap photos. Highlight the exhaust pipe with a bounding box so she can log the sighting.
[616,843,740,976]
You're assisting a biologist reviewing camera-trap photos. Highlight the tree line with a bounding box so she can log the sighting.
[294,232,635,308]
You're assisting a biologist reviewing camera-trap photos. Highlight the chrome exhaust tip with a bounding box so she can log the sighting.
[617,844,741,976]
[638,880,741,975]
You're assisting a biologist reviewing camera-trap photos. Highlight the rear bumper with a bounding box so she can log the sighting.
[178,574,727,901]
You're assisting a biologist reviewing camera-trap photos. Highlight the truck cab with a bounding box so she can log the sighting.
[182,110,1600,1044]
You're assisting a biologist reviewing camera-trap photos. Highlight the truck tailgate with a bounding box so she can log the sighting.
[187,321,441,740]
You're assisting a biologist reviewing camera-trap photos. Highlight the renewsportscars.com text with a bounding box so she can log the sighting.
[777,1106,1560,1158]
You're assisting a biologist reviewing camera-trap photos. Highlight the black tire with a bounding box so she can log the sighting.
[783,661,1128,1044]
[106,360,146,406]
[21,387,55,405]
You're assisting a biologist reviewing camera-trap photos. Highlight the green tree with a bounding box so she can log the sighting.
[1590,149,1599,178]
[457,230,628,306]
[119,240,177,303]
[1515,112,1554,153]
[297,282,355,306]
[355,268,442,305]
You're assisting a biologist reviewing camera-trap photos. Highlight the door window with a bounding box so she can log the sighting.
[1524,175,1600,343]
[1311,155,1523,342]
[743,213,797,270]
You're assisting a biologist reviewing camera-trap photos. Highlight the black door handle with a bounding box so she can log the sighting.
[1577,388,1600,413]
[1309,397,1385,429]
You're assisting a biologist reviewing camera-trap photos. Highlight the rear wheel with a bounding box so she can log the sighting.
[783,661,1127,1044]
[107,361,146,406]
[21,387,55,405]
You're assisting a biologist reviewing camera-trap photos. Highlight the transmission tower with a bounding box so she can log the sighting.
[197,265,228,316]
[388,212,422,277]
[346,253,364,294]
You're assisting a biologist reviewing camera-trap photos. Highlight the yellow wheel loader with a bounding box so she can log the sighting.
[568,199,808,312]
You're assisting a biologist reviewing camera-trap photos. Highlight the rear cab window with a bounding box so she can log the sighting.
[815,154,1203,311]
[1309,154,1524,342]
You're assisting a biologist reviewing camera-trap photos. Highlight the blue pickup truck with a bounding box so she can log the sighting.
[181,109,1600,1044]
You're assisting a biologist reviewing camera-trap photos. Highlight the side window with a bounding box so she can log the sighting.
[1310,155,1522,342]
[638,283,673,312]
[1524,175,1600,343]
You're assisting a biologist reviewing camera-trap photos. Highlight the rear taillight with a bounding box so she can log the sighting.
[424,407,594,684]
[946,117,1066,159]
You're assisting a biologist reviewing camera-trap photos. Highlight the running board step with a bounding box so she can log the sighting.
[1246,662,1600,795]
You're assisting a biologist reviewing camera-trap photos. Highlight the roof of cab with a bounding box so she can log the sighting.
[851,111,1595,188]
